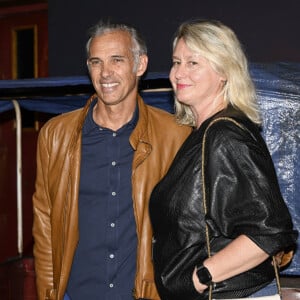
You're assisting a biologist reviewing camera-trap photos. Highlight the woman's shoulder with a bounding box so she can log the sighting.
[206,106,260,136]
[201,108,266,154]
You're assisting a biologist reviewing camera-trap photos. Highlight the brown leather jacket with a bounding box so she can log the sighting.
[32,94,191,300]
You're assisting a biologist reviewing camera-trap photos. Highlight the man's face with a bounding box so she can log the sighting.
[87,30,147,106]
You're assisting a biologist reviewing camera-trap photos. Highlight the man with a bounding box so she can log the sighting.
[32,20,191,300]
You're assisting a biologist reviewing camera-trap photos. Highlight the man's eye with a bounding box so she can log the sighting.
[113,57,124,63]
[91,60,100,65]
[88,59,101,67]
[172,61,180,66]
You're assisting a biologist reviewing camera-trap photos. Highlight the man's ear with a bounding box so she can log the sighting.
[136,54,148,76]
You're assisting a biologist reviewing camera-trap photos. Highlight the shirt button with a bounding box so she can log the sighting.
[109,283,114,288]
[112,132,117,137]
[111,161,116,166]
[112,192,116,196]
[109,254,115,259]
[110,223,115,228]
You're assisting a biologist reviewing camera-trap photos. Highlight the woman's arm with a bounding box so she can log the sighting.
[192,234,269,293]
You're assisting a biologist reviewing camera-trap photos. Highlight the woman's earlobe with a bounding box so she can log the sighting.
[221,79,227,86]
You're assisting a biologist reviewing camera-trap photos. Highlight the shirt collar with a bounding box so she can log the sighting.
[83,97,139,134]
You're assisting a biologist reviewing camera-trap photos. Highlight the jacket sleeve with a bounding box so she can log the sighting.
[32,126,54,299]
[204,120,298,256]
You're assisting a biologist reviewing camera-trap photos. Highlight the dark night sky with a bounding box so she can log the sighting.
[48,0,300,76]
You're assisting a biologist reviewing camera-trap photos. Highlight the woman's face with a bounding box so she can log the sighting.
[169,38,225,110]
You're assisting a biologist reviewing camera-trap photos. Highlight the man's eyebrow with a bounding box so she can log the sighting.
[88,57,101,61]
[111,54,126,58]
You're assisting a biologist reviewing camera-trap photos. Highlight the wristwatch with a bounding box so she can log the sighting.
[196,265,212,285]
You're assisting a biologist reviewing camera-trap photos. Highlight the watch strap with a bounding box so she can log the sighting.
[196,265,212,285]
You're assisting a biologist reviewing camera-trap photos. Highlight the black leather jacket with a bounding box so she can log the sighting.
[149,106,298,300]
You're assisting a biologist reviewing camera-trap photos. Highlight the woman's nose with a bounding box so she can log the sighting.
[173,65,185,80]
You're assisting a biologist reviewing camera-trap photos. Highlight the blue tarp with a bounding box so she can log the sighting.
[0,72,173,114]
[0,63,299,275]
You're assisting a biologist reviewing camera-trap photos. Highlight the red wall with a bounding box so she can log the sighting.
[0,112,37,262]
[0,3,49,262]
[0,3,48,79]
[0,110,56,263]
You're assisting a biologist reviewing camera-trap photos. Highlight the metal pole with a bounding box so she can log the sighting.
[12,100,23,257]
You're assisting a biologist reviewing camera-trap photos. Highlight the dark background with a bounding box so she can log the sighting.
[48,0,300,76]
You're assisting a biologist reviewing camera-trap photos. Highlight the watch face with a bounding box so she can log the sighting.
[196,266,212,285]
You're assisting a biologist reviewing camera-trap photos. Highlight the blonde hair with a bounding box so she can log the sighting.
[172,19,261,126]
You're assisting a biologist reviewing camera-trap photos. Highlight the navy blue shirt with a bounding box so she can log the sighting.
[67,99,138,300]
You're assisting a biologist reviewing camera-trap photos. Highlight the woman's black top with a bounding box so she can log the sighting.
[149,106,298,300]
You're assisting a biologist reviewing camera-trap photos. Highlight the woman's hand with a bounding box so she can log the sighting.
[192,266,209,293]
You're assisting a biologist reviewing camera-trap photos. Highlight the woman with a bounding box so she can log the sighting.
[149,20,297,300]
